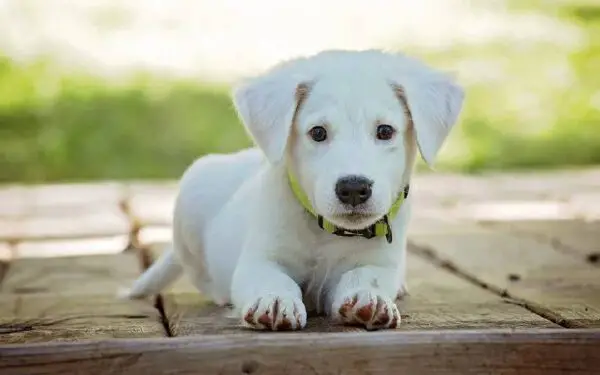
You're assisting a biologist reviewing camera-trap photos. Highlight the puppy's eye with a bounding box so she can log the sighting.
[376,124,395,141]
[308,126,328,142]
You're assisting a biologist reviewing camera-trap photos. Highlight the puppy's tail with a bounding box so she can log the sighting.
[120,244,183,299]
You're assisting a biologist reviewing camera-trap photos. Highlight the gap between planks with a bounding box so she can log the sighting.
[407,241,582,329]
[0,182,166,257]
[4,180,595,338]
[121,188,173,338]
[119,188,174,338]
[0,189,176,340]
[135,246,174,337]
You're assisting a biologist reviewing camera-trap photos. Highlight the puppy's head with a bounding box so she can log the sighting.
[233,50,464,230]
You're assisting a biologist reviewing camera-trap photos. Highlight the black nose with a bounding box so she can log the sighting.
[335,175,373,206]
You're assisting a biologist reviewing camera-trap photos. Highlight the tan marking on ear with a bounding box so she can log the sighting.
[403,122,417,184]
[392,84,414,129]
[393,84,418,185]
[286,82,312,160]
[295,82,310,103]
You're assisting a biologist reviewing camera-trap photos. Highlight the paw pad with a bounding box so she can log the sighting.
[334,291,400,330]
[242,295,306,331]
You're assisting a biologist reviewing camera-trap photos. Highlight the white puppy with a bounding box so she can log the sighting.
[124,49,464,331]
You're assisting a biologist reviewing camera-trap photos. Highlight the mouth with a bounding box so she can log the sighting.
[330,211,381,229]
[339,212,374,221]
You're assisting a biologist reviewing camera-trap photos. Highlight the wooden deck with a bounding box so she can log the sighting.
[0,169,599,374]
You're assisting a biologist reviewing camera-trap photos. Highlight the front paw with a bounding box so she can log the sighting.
[241,294,307,331]
[332,289,400,330]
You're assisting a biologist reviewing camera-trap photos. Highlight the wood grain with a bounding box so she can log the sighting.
[0,328,598,375]
[409,220,600,328]
[1,253,142,294]
[403,255,557,330]
[482,219,600,259]
[0,253,167,343]
[147,242,556,336]
[0,294,164,344]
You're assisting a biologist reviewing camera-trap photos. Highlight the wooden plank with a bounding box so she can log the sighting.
[479,168,600,199]
[569,192,600,221]
[409,219,600,328]
[403,255,557,330]
[0,294,163,344]
[481,219,600,260]
[126,183,177,226]
[138,226,171,247]
[412,168,600,204]
[0,182,125,218]
[14,236,129,258]
[0,329,598,375]
[442,199,578,222]
[1,252,142,295]
[0,242,12,262]
[147,242,555,336]
[0,208,130,242]
[0,253,167,343]
[412,170,600,223]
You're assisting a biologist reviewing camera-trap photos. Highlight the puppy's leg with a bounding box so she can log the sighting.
[396,258,410,301]
[329,266,401,330]
[232,259,306,331]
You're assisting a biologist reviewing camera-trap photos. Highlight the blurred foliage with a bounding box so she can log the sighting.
[0,62,250,182]
[1,1,599,183]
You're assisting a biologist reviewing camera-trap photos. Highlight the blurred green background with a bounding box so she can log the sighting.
[1,0,599,184]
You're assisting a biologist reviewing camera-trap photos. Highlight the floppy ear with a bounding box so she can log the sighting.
[399,73,464,166]
[232,70,309,164]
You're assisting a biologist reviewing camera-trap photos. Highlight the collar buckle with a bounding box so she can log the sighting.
[318,216,377,239]
[333,226,377,239]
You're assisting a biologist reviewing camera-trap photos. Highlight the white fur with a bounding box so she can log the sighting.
[124,49,464,330]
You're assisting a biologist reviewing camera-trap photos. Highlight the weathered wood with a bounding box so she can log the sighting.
[403,255,557,330]
[138,226,171,247]
[14,236,129,258]
[0,182,125,218]
[126,182,177,226]
[484,169,600,195]
[409,220,600,328]
[0,294,164,344]
[0,208,130,242]
[147,241,555,336]
[442,199,578,222]
[0,169,597,353]
[482,219,600,259]
[569,192,600,222]
[144,243,230,336]
[0,328,598,375]
[0,253,167,343]
[412,168,600,203]
[1,253,143,295]
[0,242,12,285]
[0,242,12,262]
[412,169,600,225]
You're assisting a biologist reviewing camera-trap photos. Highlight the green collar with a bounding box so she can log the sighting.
[287,171,409,243]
